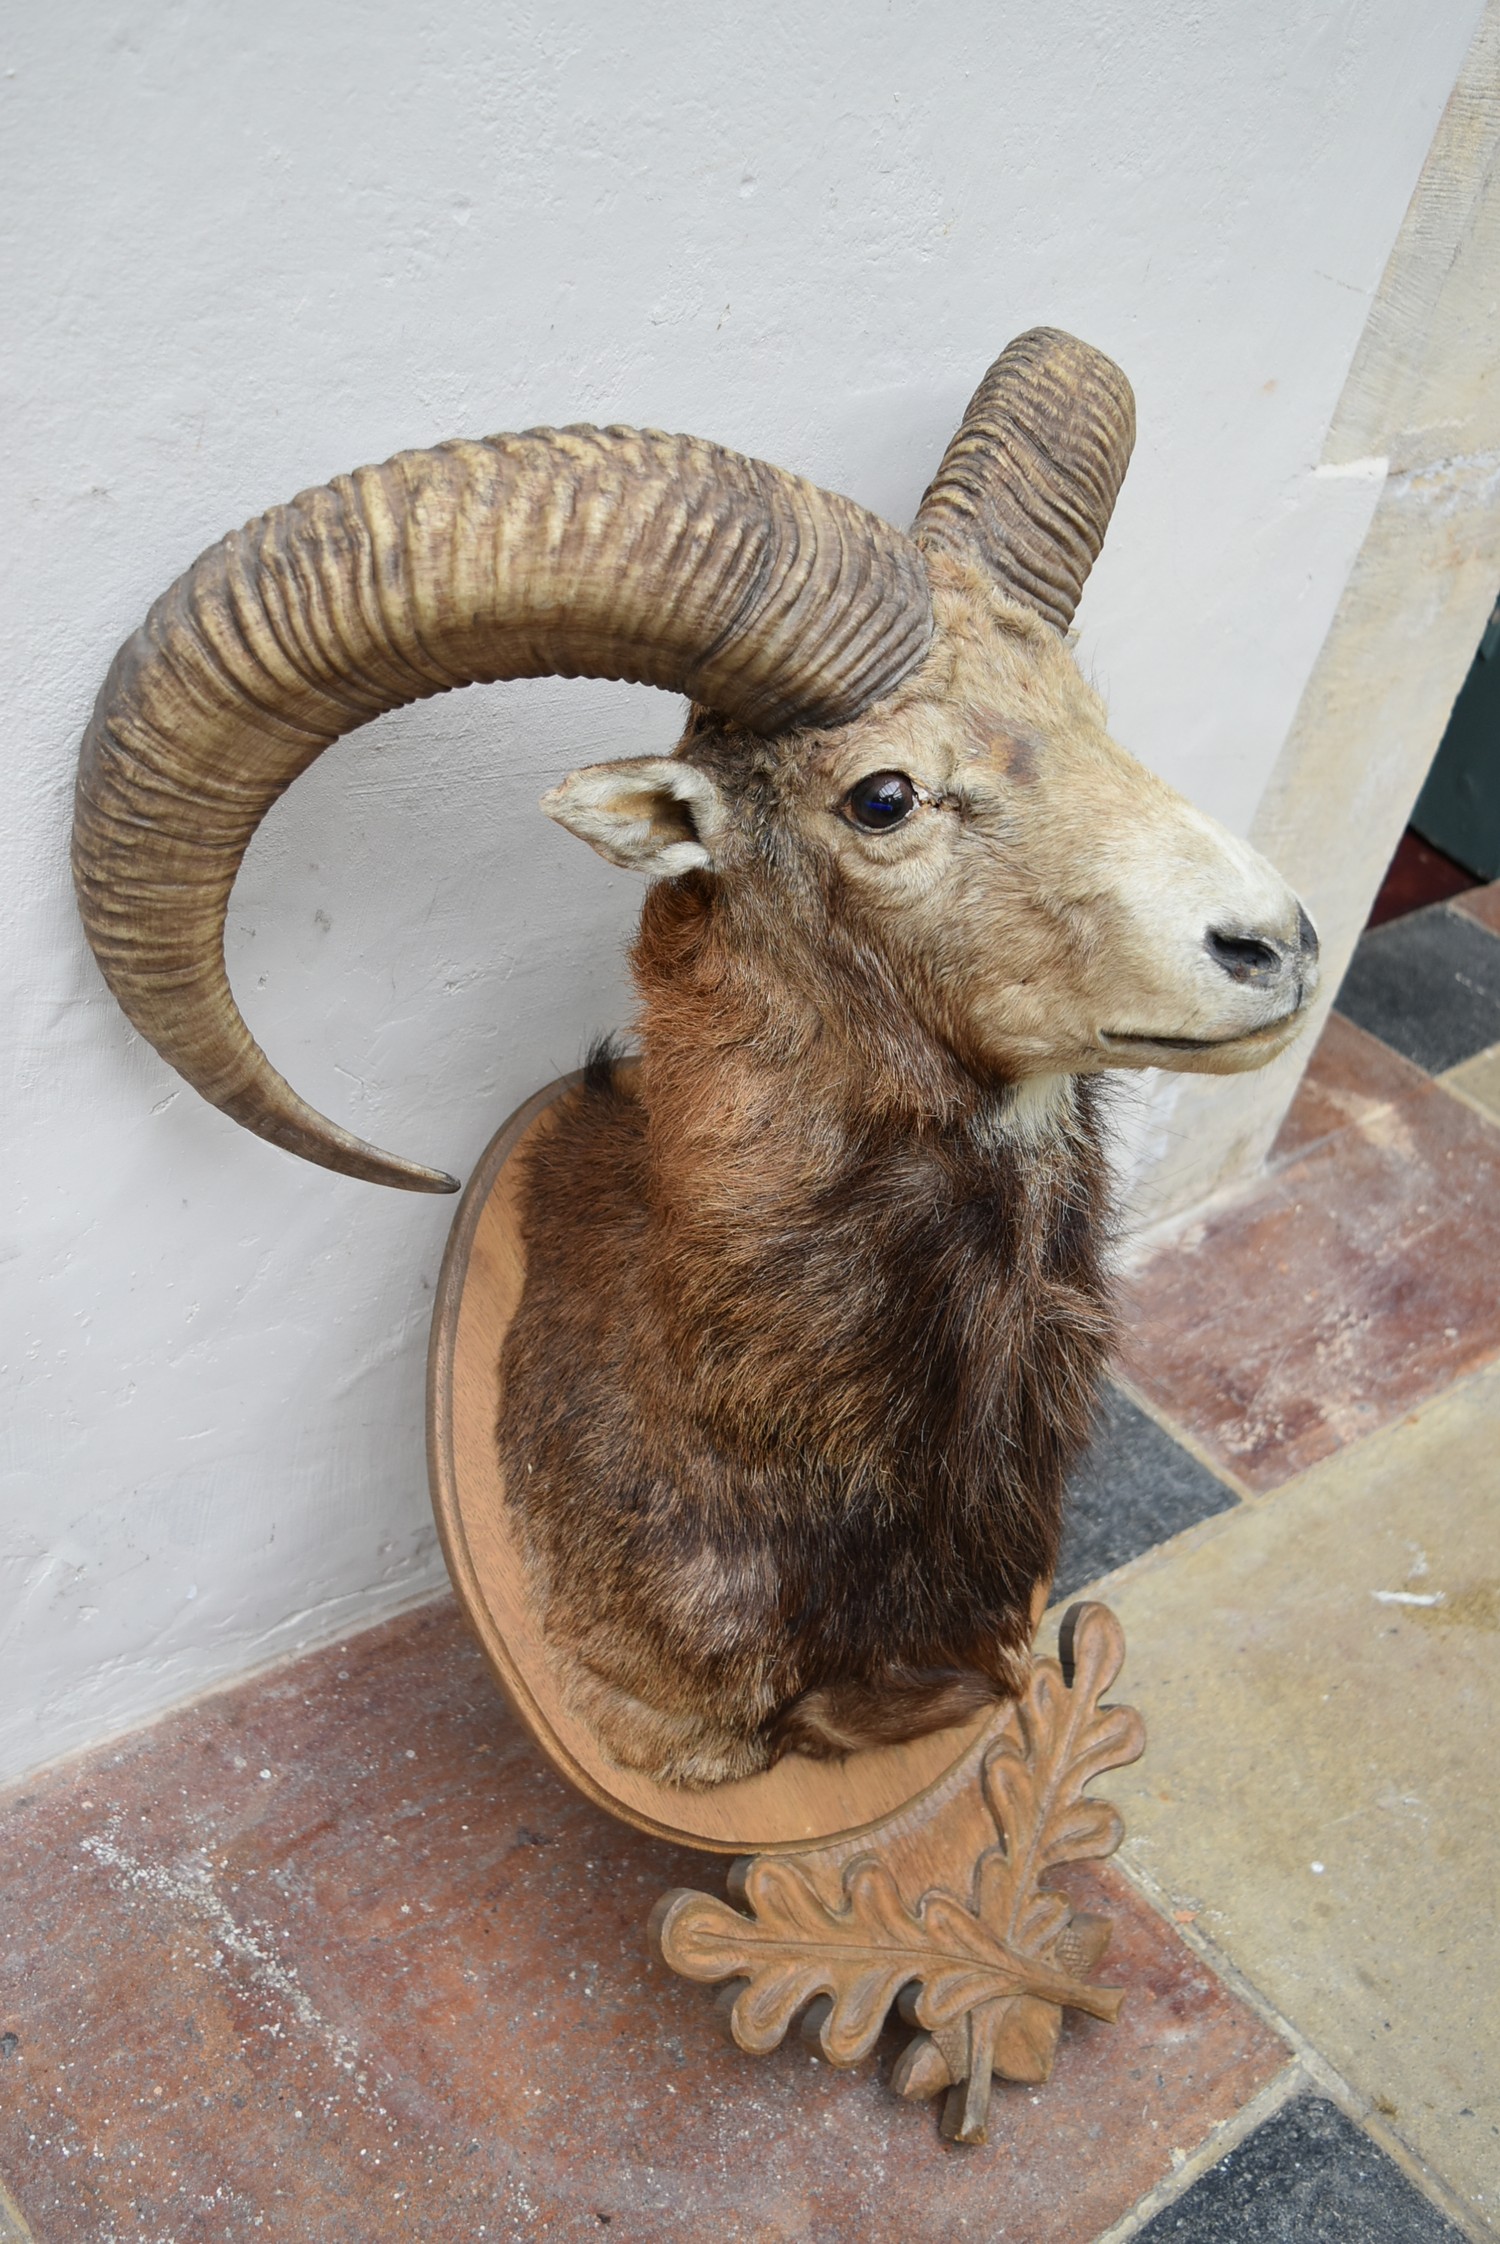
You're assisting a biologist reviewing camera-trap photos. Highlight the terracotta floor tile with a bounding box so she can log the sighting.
[0,1602,1287,2244]
[1368,829,1484,930]
[1121,1044,1500,1492]
[1454,879,1500,937]
[1098,1362,1500,2234]
[1271,1013,1429,1169]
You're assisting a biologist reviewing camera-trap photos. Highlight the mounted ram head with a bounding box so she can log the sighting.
[74,330,1318,1784]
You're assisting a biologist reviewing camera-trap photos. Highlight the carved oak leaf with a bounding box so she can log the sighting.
[890,1912,1115,2116]
[975,1603,1147,1953]
[649,1602,1147,2143]
[650,1850,1121,2070]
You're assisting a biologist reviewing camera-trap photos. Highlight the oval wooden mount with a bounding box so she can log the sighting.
[426,1073,1006,1856]
[427,1077,1147,2140]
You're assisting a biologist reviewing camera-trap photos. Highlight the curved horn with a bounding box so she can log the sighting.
[913,328,1135,632]
[74,425,933,1192]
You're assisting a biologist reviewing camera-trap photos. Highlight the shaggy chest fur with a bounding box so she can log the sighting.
[496,879,1116,1784]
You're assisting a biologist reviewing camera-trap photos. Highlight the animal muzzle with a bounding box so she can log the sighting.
[1202,902,1319,1015]
[1093,823,1320,1075]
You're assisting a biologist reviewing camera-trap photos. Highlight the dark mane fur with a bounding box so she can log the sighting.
[496,856,1116,1784]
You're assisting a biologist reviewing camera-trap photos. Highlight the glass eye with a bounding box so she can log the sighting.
[845,771,917,831]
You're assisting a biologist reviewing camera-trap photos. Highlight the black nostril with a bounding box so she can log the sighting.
[1296,904,1320,962]
[1206,928,1282,983]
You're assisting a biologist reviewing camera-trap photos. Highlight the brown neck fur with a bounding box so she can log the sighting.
[629,861,1116,1654]
[499,844,1119,1779]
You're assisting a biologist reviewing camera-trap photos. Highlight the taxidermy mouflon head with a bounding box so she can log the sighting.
[72,328,1317,1186]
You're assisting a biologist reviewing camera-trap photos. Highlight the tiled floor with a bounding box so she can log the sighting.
[1457,883,1500,940]
[1367,828,1482,931]
[1098,1359,1499,2235]
[1057,1387,1237,1597]
[1134,2097,1470,2243]
[1117,1007,1500,1492]
[3,884,1498,2242]
[1334,904,1500,1075]
[0,1608,1290,2244]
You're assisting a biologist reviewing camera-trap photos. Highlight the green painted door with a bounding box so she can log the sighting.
[1413,594,1500,879]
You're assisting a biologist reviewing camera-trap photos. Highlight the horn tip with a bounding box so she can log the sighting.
[384,1161,462,1195]
[258,1117,463,1194]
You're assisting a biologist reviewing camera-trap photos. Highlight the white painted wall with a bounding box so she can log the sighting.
[2,0,1483,1783]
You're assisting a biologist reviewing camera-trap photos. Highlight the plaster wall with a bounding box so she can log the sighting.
[1,0,1484,1783]
[1127,6,1500,1227]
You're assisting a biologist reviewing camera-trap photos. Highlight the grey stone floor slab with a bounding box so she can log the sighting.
[1056,1383,1238,1597]
[1335,903,1500,1072]
[1137,2096,1467,2242]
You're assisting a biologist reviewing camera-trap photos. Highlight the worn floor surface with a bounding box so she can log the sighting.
[3,882,1498,2241]
[0,1606,1288,2244]
[1096,1361,1500,2236]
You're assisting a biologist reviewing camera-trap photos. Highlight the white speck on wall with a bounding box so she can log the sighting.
[0,0,1486,1784]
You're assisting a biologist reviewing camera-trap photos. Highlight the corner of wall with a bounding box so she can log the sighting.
[1123,0,1500,1237]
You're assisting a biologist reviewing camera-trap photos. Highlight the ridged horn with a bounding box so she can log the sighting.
[74,425,933,1192]
[914,328,1135,632]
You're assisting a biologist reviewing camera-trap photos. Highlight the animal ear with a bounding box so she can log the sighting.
[539,756,730,875]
